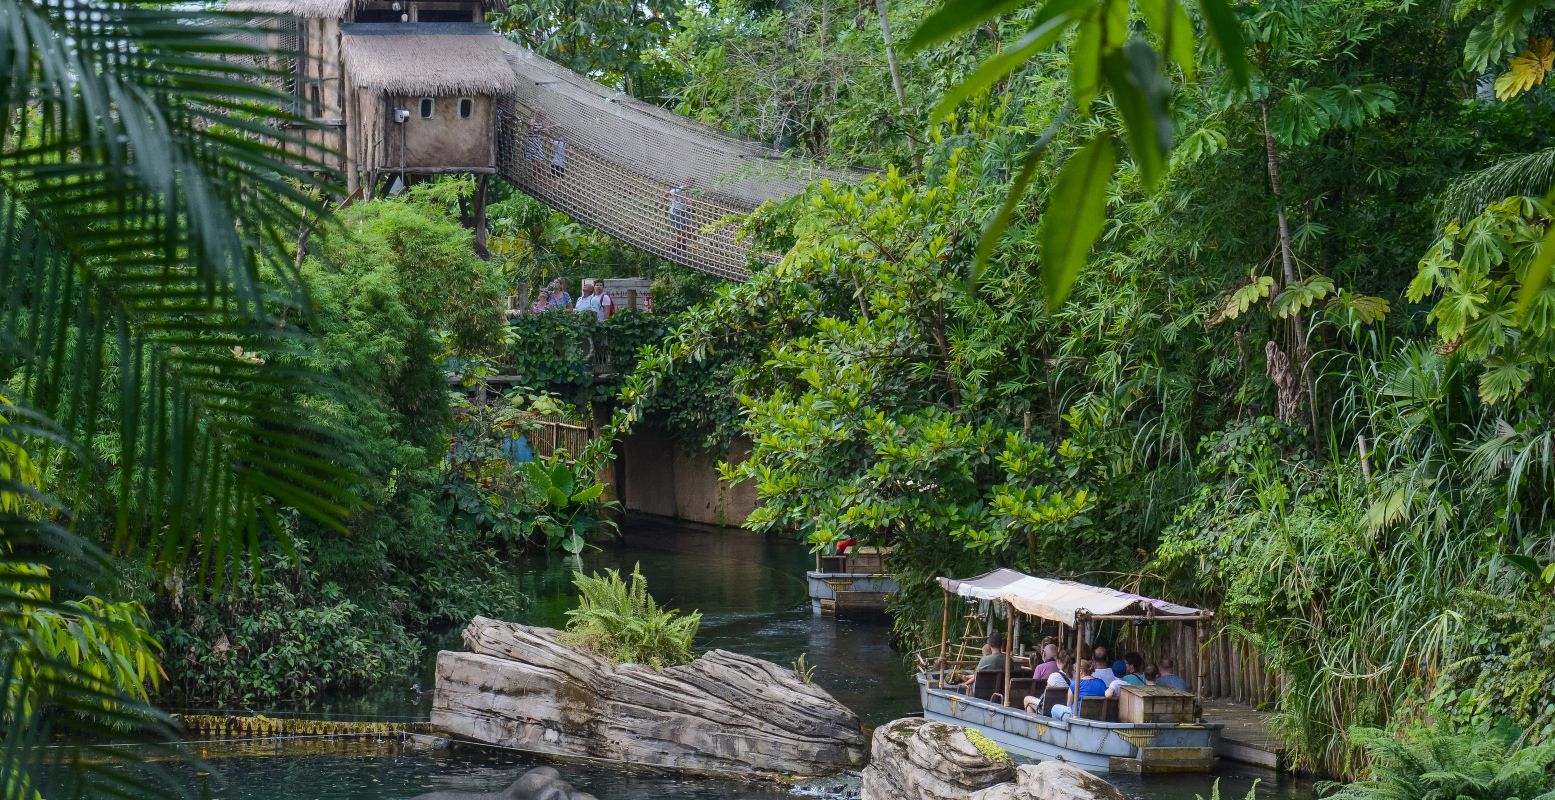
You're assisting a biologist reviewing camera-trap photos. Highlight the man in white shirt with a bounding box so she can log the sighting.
[574,281,600,317]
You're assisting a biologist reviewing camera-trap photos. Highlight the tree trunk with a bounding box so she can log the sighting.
[1259,99,1313,425]
[875,0,920,168]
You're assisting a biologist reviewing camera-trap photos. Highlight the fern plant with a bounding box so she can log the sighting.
[1320,727,1555,800]
[563,564,700,669]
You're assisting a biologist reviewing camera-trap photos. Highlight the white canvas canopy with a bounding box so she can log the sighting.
[938,569,1208,627]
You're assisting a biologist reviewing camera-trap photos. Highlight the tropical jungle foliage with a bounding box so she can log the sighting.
[607,0,1555,782]
[563,564,701,669]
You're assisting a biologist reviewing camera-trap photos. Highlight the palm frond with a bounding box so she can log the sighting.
[1,0,362,795]
[1440,147,1555,225]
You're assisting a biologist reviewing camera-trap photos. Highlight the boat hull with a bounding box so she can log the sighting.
[917,674,1221,773]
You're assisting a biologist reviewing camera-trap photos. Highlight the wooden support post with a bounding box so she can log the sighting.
[1074,612,1087,691]
[937,589,950,688]
[1195,617,1209,701]
[1003,602,1014,706]
[473,173,490,258]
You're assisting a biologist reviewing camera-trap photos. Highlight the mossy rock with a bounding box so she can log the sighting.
[964,729,1010,764]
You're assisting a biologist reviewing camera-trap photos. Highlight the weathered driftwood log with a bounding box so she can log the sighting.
[431,617,866,779]
[409,766,595,800]
[860,718,1125,800]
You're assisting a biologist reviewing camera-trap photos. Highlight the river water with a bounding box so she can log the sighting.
[61,520,1314,799]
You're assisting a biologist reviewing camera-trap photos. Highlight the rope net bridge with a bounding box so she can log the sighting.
[497,47,855,281]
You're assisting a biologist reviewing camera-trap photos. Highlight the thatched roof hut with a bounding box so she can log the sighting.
[340,24,519,96]
[227,0,356,18]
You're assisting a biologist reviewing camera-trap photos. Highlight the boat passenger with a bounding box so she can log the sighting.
[961,633,1008,688]
[1090,645,1119,683]
[1031,643,1060,682]
[1049,660,1107,721]
[1156,657,1189,692]
[1046,650,1074,688]
[1143,664,1159,685]
[1105,653,1148,697]
[1023,650,1074,714]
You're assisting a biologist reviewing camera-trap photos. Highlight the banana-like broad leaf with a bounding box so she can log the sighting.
[903,0,1025,52]
[1272,275,1336,319]
[1102,40,1173,192]
[1210,274,1275,325]
[570,483,605,504]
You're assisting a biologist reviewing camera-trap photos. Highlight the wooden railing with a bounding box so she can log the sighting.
[527,415,590,460]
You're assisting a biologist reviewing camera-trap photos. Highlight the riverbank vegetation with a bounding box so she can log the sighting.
[10,0,1555,793]
[610,0,1555,783]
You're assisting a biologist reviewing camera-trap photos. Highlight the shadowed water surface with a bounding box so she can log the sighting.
[62,519,1313,799]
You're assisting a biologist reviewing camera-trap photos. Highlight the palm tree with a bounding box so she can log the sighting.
[1,0,355,795]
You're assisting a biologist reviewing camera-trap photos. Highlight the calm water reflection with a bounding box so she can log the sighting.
[86,518,1311,799]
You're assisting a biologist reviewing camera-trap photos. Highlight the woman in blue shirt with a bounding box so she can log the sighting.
[1050,661,1107,721]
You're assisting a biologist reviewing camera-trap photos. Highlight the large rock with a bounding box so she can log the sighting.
[972,762,1126,800]
[430,617,866,780]
[861,718,1015,800]
[409,766,595,800]
[861,718,1125,800]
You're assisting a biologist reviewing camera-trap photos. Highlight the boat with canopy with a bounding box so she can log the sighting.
[917,569,1223,773]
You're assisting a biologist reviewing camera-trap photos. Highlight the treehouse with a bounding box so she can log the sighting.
[232,0,515,239]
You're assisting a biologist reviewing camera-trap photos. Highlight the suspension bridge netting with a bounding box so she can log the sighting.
[497,46,855,281]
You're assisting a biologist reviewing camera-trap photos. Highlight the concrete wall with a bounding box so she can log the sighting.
[613,430,756,526]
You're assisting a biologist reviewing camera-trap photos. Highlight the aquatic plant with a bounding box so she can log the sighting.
[792,652,818,684]
[564,564,701,669]
[1195,778,1259,800]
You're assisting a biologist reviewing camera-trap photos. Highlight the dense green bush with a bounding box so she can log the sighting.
[502,310,668,401]
[146,192,529,704]
[563,565,701,669]
[440,389,618,555]
[154,548,421,705]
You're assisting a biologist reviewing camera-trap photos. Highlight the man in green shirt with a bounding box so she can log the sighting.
[974,633,1009,674]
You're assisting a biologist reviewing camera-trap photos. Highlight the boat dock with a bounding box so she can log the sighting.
[1202,699,1284,769]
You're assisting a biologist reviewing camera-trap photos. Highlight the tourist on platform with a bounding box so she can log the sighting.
[575,281,601,316]
[547,278,572,309]
[1049,660,1107,721]
[1144,664,1160,685]
[1156,657,1189,692]
[530,289,551,314]
[1031,643,1060,682]
[1090,645,1118,684]
[594,283,614,320]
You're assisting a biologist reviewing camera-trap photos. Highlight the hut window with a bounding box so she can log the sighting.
[458,97,473,119]
[419,98,435,119]
[308,85,321,117]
